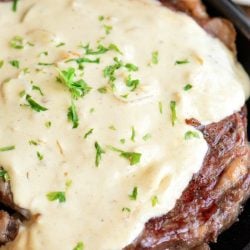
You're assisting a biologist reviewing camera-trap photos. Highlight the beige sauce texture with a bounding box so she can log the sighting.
[0,0,249,249]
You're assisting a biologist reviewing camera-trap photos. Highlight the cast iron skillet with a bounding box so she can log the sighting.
[203,1,250,249]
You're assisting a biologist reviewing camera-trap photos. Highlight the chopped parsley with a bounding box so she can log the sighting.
[47,191,66,203]
[39,51,48,57]
[120,138,126,144]
[67,57,100,64]
[38,62,54,66]
[29,140,38,146]
[131,127,136,142]
[122,207,131,213]
[57,67,92,100]
[0,145,15,152]
[184,131,200,140]
[10,36,24,49]
[97,86,108,94]
[129,187,138,201]
[65,180,72,190]
[12,0,19,12]
[151,51,159,65]
[26,95,48,112]
[170,100,177,126]
[109,146,141,166]
[183,84,193,91]
[45,121,52,128]
[56,42,65,48]
[143,133,151,141]
[0,60,4,69]
[125,63,138,72]
[151,195,159,207]
[175,59,189,65]
[84,128,94,139]
[0,169,10,182]
[158,101,163,114]
[73,242,84,250]
[98,15,104,21]
[104,24,112,35]
[9,60,20,69]
[67,101,79,129]
[94,142,105,167]
[19,90,26,97]
[32,85,44,96]
[83,43,122,56]
[36,151,44,161]
[126,75,140,91]
[109,125,116,131]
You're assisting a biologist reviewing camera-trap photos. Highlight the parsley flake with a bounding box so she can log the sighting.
[184,84,193,91]
[0,169,10,182]
[26,95,48,112]
[184,131,200,140]
[73,242,84,250]
[45,121,52,128]
[170,101,177,126]
[47,191,66,203]
[151,51,159,65]
[151,195,159,207]
[94,142,105,167]
[37,151,44,161]
[0,145,15,152]
[32,85,44,96]
[12,0,19,12]
[57,68,92,100]
[67,101,79,129]
[129,187,138,200]
[0,60,4,69]
[9,60,20,69]
[109,146,141,166]
[122,207,131,212]
[84,128,94,139]
[175,59,189,65]
[10,36,24,49]
[131,127,136,142]
[143,133,151,141]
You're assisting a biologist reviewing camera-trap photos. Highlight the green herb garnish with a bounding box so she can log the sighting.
[184,131,200,140]
[143,133,151,141]
[97,86,108,94]
[56,42,65,48]
[12,0,19,12]
[175,59,189,65]
[0,169,10,182]
[57,67,92,99]
[126,75,140,91]
[158,101,163,114]
[131,127,136,142]
[151,51,159,65]
[45,121,52,128]
[37,151,44,161]
[104,25,112,35]
[84,128,94,139]
[26,95,48,112]
[170,100,177,126]
[0,60,4,69]
[67,101,79,129]
[151,195,159,207]
[109,146,141,166]
[183,84,193,91]
[122,207,131,212]
[10,36,24,49]
[73,242,84,250]
[32,85,44,96]
[0,145,15,152]
[29,140,38,146]
[94,142,105,167]
[9,60,20,69]
[47,191,66,203]
[129,187,138,200]
[38,62,54,66]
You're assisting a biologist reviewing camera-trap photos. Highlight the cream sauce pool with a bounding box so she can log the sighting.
[0,0,249,249]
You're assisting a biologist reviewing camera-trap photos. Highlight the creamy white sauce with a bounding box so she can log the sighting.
[0,0,249,249]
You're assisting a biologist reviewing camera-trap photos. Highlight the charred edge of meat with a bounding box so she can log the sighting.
[0,167,30,246]
[125,108,249,250]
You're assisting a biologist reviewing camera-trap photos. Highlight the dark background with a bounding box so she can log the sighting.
[203,1,250,249]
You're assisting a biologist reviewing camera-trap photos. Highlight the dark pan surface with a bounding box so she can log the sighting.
[203,1,250,249]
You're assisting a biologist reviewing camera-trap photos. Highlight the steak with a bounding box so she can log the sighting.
[0,0,249,249]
